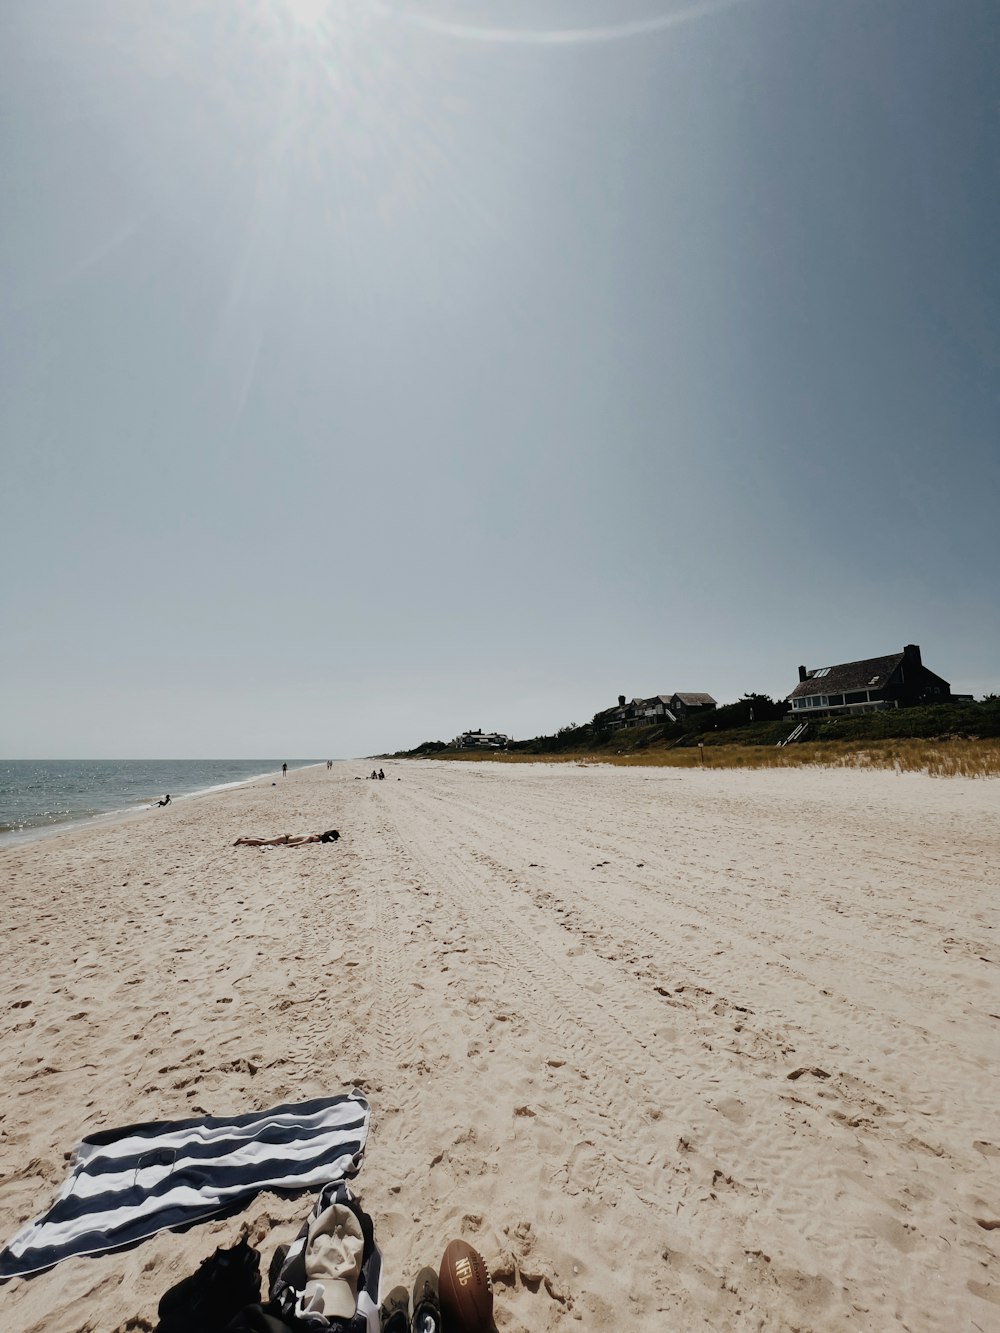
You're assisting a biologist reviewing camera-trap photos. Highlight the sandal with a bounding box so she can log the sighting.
[380,1285,411,1332]
[411,1266,442,1332]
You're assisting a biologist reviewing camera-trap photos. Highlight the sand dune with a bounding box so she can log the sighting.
[0,760,997,1331]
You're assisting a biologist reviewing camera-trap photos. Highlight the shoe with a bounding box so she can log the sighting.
[380,1285,411,1332]
[411,1266,441,1333]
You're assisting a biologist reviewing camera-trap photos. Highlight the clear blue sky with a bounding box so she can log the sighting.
[2,0,998,758]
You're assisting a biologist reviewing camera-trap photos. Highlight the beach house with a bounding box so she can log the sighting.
[453,729,510,749]
[605,692,717,731]
[786,644,952,720]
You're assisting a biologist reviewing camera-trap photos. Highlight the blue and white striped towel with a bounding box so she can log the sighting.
[0,1092,370,1279]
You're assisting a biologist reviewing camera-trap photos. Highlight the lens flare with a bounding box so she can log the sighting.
[369,0,753,47]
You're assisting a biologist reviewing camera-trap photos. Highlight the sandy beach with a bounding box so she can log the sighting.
[0,759,997,1331]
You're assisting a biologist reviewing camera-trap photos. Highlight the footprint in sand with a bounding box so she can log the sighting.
[868,1213,919,1252]
[560,1140,603,1195]
[714,1097,748,1125]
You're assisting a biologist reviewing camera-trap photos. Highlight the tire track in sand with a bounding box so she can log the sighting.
[380,783,721,1221]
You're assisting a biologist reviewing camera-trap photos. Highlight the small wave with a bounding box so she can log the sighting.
[0,761,321,847]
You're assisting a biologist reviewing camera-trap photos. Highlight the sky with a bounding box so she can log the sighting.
[2,0,998,758]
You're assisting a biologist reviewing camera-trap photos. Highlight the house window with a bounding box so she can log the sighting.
[813,667,831,678]
[844,691,867,704]
[827,694,844,706]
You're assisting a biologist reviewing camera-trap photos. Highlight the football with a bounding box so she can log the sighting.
[438,1239,495,1332]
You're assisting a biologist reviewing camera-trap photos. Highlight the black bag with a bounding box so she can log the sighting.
[223,1303,303,1332]
[156,1235,262,1332]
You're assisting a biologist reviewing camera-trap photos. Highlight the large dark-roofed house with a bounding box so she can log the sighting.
[669,692,717,715]
[787,644,951,719]
[602,692,717,731]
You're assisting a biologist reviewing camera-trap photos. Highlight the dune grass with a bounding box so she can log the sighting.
[435,739,1000,778]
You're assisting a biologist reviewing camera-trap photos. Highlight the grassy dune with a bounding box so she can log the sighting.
[436,738,1000,778]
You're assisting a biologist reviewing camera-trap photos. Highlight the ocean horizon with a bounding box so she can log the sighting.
[0,760,322,843]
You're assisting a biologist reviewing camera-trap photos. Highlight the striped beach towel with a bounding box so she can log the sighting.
[0,1092,370,1280]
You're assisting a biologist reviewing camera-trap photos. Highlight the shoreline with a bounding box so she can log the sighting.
[1,760,996,1331]
[0,761,326,849]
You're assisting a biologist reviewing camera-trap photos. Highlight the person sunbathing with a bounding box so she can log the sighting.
[233,829,340,847]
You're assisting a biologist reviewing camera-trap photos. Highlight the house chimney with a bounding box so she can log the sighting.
[903,643,921,666]
[798,665,808,682]
[618,694,626,707]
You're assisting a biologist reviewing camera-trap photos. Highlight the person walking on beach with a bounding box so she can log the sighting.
[282,763,288,777]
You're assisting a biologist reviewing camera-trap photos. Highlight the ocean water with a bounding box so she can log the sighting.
[0,761,319,842]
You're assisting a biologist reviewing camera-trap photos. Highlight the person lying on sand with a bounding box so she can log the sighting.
[154,794,171,807]
[233,829,340,847]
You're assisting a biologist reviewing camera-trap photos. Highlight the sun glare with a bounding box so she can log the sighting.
[282,0,330,29]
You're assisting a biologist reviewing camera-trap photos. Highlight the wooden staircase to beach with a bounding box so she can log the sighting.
[777,721,809,747]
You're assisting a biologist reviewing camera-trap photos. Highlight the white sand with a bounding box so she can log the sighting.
[0,760,997,1331]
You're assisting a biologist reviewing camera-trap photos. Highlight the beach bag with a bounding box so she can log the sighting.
[268,1182,381,1332]
[156,1234,261,1332]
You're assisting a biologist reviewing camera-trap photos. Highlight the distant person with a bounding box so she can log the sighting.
[234,829,340,847]
[378,768,385,780]
[282,763,288,777]
[155,794,171,807]
[370,770,377,780]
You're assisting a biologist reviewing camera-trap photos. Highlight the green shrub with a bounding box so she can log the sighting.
[815,700,1000,742]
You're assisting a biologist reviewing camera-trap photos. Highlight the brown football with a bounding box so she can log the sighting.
[438,1239,495,1332]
